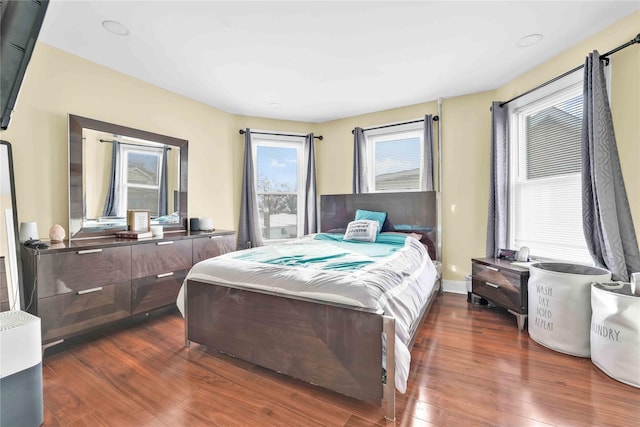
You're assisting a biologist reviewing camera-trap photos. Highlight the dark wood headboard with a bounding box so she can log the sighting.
[320,191,439,260]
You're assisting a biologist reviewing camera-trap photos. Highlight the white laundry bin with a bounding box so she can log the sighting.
[0,310,43,427]
[590,282,640,388]
[528,263,611,357]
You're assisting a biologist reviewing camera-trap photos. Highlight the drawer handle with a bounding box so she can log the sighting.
[486,282,500,289]
[77,249,103,255]
[157,241,174,246]
[77,287,103,295]
[157,272,174,278]
[485,266,499,272]
[209,236,222,240]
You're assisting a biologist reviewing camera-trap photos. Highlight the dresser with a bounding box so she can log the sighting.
[471,257,529,331]
[21,230,235,344]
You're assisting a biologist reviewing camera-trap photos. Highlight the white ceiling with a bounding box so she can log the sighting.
[38,1,639,123]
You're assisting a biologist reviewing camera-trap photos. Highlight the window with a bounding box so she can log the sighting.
[253,137,304,242]
[508,72,591,263]
[119,145,163,217]
[365,123,424,192]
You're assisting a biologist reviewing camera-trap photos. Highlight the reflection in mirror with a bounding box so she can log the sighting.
[0,140,23,311]
[69,115,188,239]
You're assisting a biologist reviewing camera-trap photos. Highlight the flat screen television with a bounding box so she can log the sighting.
[1,0,49,130]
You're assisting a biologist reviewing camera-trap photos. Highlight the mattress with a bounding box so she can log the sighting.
[177,232,438,393]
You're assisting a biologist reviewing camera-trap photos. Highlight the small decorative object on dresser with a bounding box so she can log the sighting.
[127,209,150,232]
[48,224,65,243]
[150,225,164,238]
[471,257,530,331]
[199,217,214,232]
[115,230,153,240]
[18,222,38,243]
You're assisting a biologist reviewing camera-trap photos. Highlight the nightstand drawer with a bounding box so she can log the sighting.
[471,258,529,316]
[38,281,131,343]
[472,277,521,312]
[192,234,236,264]
[131,239,192,279]
[36,246,131,298]
[131,268,188,314]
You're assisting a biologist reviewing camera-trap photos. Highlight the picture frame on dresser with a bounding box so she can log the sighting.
[127,209,151,232]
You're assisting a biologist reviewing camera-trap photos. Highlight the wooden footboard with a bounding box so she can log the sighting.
[185,279,386,404]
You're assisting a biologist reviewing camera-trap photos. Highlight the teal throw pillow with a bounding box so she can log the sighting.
[354,209,387,234]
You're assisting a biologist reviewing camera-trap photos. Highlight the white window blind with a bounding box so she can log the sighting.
[365,123,423,192]
[509,77,591,264]
[119,145,163,217]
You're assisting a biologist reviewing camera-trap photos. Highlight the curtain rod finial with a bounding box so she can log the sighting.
[239,129,245,135]
[635,33,640,44]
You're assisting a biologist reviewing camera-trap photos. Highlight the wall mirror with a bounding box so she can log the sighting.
[0,140,23,311]
[69,114,188,239]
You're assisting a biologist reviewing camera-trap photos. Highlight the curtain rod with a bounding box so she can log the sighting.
[238,129,323,140]
[99,139,172,150]
[351,115,439,135]
[501,33,640,107]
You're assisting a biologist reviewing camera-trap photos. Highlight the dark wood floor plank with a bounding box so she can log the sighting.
[40,294,640,426]
[44,355,156,426]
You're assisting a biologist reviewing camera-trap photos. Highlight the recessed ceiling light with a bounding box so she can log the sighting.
[517,33,543,48]
[268,102,282,109]
[102,20,130,36]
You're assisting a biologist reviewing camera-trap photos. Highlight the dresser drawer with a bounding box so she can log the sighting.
[472,263,525,313]
[131,268,188,314]
[37,246,131,298]
[38,281,131,343]
[131,239,192,279]
[193,234,236,264]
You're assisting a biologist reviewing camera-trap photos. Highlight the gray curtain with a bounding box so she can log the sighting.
[486,102,509,258]
[581,51,640,281]
[102,140,121,217]
[422,114,435,191]
[158,146,169,216]
[237,129,263,249]
[352,127,368,193]
[303,133,317,234]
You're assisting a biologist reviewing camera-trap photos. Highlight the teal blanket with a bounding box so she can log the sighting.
[232,233,409,272]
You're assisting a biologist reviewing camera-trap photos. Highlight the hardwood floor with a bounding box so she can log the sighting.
[40,293,639,426]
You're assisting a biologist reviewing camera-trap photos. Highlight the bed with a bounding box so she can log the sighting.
[178,191,441,420]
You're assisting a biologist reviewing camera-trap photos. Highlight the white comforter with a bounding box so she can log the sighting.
[176,233,438,393]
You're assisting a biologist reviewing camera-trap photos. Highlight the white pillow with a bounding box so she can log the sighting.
[343,220,379,242]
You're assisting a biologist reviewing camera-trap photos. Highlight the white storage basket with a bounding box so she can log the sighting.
[528,263,611,357]
[590,282,640,388]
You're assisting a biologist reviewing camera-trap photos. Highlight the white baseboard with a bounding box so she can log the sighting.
[443,279,467,295]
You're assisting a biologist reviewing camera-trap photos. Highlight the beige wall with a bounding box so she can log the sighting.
[0,43,313,237]
[496,10,640,253]
[0,11,637,283]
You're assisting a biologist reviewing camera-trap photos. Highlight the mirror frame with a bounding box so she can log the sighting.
[69,114,188,239]
[0,140,24,310]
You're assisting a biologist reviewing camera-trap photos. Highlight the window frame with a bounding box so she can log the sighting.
[507,69,591,263]
[251,135,305,243]
[364,122,425,193]
[117,144,164,217]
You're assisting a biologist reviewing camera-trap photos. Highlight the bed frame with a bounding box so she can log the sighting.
[185,191,440,421]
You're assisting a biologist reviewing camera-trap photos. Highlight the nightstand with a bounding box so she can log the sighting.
[471,258,529,331]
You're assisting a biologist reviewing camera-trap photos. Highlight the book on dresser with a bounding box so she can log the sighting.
[115,230,153,239]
